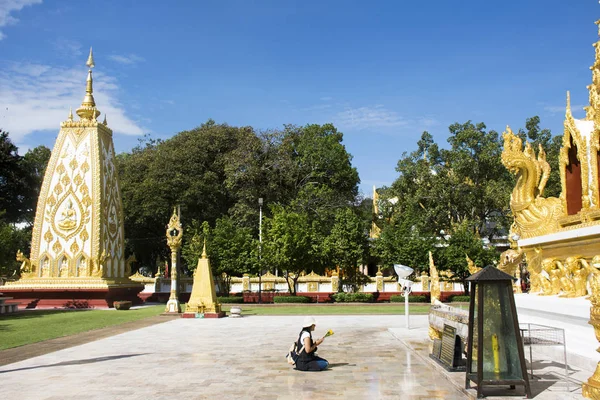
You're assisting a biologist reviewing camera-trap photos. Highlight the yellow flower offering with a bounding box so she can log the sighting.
[324,329,334,337]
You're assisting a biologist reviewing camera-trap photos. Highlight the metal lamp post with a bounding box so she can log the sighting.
[258,197,263,304]
[394,264,414,329]
[165,207,183,313]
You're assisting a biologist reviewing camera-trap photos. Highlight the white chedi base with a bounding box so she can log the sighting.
[165,299,181,313]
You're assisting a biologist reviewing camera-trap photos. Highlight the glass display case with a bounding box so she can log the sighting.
[465,266,531,398]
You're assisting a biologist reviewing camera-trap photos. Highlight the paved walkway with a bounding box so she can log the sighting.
[0,312,589,399]
[0,314,176,367]
[0,315,467,400]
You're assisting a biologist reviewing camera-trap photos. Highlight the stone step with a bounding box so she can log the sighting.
[0,302,19,314]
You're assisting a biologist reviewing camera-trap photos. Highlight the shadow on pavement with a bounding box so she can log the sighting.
[0,353,150,374]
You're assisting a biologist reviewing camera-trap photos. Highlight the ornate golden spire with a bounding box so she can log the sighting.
[202,240,207,259]
[566,91,572,116]
[585,21,600,121]
[76,47,101,121]
[68,107,73,121]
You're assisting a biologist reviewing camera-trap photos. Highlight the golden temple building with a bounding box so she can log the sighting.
[501,20,600,398]
[3,49,142,308]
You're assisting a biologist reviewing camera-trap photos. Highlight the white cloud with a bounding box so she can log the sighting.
[108,54,145,65]
[320,96,332,101]
[0,62,145,143]
[544,104,586,114]
[335,105,409,129]
[0,0,42,40]
[301,104,332,112]
[52,38,83,57]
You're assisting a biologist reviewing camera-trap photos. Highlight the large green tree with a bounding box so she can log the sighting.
[262,206,319,295]
[117,121,256,271]
[0,130,27,223]
[0,131,51,277]
[323,207,369,292]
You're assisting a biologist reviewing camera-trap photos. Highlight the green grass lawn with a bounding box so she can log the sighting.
[0,303,434,351]
[219,304,432,315]
[0,305,164,351]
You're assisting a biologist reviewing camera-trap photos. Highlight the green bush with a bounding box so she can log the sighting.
[352,293,373,302]
[273,296,311,303]
[449,295,470,302]
[218,296,243,303]
[332,293,347,302]
[390,295,428,303]
[332,293,373,302]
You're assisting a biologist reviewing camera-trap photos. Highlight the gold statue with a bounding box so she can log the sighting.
[16,250,33,276]
[429,251,441,304]
[501,127,564,240]
[539,258,555,296]
[497,248,523,276]
[558,259,576,297]
[125,254,136,277]
[567,256,592,297]
[526,248,543,293]
[370,186,382,239]
[466,254,481,275]
[590,256,600,304]
[57,199,77,230]
[92,250,108,278]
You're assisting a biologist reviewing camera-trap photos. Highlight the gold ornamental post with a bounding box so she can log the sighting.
[165,207,182,313]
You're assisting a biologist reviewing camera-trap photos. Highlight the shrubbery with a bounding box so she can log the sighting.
[389,295,428,303]
[218,296,244,303]
[273,295,311,303]
[332,293,374,303]
[449,295,470,302]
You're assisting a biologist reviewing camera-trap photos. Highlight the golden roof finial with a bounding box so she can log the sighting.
[103,114,107,126]
[68,107,73,121]
[76,47,101,121]
[566,91,572,115]
[202,240,207,259]
[86,47,95,69]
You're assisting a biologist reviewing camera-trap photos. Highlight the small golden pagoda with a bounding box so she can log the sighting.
[183,242,225,318]
[501,20,600,398]
[3,49,142,307]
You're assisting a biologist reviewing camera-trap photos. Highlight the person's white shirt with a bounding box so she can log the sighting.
[300,331,311,348]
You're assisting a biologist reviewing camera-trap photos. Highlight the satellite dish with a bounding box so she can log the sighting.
[393,264,414,279]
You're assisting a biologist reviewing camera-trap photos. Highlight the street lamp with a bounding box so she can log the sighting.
[394,264,414,329]
[165,207,183,313]
[258,197,263,304]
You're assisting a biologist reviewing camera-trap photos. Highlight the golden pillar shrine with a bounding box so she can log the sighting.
[501,20,600,398]
[3,49,142,308]
[182,242,225,318]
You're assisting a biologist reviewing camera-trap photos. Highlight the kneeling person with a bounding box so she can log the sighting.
[296,316,329,371]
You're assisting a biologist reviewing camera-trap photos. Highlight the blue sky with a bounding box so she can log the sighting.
[1,0,599,196]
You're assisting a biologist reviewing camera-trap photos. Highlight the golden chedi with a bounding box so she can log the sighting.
[3,49,142,308]
[183,242,225,318]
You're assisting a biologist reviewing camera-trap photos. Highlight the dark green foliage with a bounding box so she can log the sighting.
[273,295,311,303]
[324,207,370,292]
[448,295,470,302]
[390,295,428,303]
[332,293,374,302]
[217,296,244,303]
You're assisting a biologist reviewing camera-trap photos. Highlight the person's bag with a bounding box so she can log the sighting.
[286,341,305,365]
[286,342,299,365]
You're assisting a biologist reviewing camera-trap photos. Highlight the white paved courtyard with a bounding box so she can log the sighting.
[0,312,588,399]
